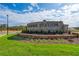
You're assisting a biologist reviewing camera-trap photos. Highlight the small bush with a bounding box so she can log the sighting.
[22,30,27,33]
[68,39,74,43]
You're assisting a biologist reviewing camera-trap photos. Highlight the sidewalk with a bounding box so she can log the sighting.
[0,32,6,37]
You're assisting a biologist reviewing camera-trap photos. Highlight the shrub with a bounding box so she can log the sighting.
[48,30,50,34]
[57,30,64,34]
[22,30,27,33]
[68,39,74,43]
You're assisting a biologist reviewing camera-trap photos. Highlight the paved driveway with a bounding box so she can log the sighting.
[0,31,21,36]
[0,32,6,35]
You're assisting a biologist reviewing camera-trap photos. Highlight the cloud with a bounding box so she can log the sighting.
[60,4,79,27]
[23,6,33,12]
[0,3,79,27]
[31,3,40,10]
[23,3,40,12]
[27,6,33,11]
[12,4,16,7]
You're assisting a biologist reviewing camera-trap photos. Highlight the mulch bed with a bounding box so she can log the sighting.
[18,33,77,39]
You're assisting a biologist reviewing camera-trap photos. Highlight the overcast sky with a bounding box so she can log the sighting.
[0,3,79,27]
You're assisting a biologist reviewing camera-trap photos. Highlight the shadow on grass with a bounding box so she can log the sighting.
[7,35,28,40]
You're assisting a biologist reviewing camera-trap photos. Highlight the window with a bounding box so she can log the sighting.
[40,23,44,27]
[55,23,58,26]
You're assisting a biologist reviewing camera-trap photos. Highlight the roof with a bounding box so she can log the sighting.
[27,20,63,25]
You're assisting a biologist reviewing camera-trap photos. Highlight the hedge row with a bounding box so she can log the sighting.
[22,30,65,34]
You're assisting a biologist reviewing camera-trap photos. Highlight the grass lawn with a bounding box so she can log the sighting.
[71,29,79,32]
[0,34,79,56]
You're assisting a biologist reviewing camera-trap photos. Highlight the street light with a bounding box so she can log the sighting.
[6,15,9,35]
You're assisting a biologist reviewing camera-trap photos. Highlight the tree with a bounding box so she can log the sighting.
[0,24,6,31]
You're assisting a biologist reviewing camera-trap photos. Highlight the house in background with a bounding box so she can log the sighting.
[27,20,68,34]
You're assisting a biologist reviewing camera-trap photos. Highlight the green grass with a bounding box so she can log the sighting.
[71,29,79,32]
[0,34,79,56]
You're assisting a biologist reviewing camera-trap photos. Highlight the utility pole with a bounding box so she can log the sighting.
[7,15,9,35]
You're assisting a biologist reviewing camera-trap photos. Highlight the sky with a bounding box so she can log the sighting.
[0,3,79,27]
